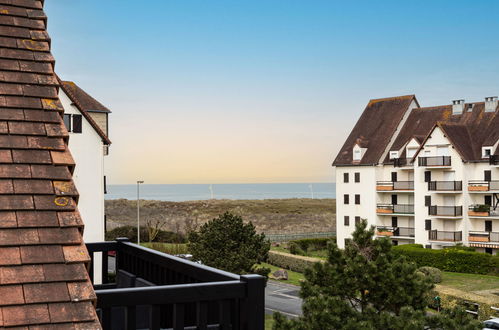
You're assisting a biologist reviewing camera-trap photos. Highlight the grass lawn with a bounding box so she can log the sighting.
[440,271,499,292]
[265,313,274,330]
[262,262,305,287]
[270,246,328,260]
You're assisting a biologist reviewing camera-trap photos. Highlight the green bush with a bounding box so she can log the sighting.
[417,266,442,284]
[288,242,305,256]
[393,245,499,275]
[289,237,334,252]
[106,226,186,243]
[267,250,322,273]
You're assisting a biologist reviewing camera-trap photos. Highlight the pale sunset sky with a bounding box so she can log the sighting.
[45,1,499,184]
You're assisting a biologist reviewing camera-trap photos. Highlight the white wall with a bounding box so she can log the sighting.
[59,91,106,244]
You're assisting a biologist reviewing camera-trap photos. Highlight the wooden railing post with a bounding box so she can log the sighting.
[115,237,130,276]
[240,275,265,330]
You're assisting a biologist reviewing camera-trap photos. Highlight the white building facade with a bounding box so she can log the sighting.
[334,95,499,254]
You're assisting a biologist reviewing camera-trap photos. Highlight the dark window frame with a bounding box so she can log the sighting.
[344,194,349,205]
[355,194,360,205]
[354,172,360,183]
[72,114,83,133]
[344,216,350,226]
[344,173,349,183]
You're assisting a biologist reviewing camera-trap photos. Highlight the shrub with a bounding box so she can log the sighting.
[393,245,499,275]
[106,226,185,243]
[417,266,442,284]
[267,250,323,273]
[288,242,305,256]
[433,286,498,321]
[289,237,333,252]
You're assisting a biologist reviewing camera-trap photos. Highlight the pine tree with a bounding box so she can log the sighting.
[273,220,481,330]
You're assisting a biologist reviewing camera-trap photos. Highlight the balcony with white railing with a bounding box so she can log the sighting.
[468,231,499,244]
[468,205,499,218]
[376,226,415,238]
[428,230,462,242]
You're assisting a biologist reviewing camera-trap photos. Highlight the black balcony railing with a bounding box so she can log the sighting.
[86,239,265,330]
[418,156,451,167]
[468,180,499,191]
[376,226,415,237]
[428,230,462,242]
[428,181,462,191]
[377,204,415,214]
[428,205,463,216]
[376,181,414,191]
[393,158,412,167]
[469,231,499,243]
[490,155,498,166]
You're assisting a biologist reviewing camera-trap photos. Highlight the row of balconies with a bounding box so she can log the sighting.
[376,204,498,217]
[393,155,498,168]
[376,227,499,243]
[376,180,499,192]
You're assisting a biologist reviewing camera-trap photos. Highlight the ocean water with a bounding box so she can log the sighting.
[106,183,336,202]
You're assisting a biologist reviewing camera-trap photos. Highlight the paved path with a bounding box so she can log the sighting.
[265,281,302,318]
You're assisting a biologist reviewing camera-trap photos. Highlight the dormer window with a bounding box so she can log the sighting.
[482,147,493,158]
[353,149,361,161]
[389,151,399,160]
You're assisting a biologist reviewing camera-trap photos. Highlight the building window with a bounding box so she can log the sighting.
[485,220,492,232]
[391,217,398,227]
[354,172,360,183]
[392,240,398,246]
[63,114,83,134]
[483,147,493,158]
[344,216,350,226]
[355,194,360,204]
[344,173,349,183]
[425,219,432,231]
[344,194,349,204]
[63,114,71,131]
[424,171,431,183]
[391,172,397,182]
[425,195,431,207]
[353,149,361,161]
[389,151,399,159]
[355,216,360,225]
[485,195,492,206]
[484,170,492,182]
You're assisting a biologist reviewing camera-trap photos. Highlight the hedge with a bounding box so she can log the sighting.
[289,237,334,252]
[433,285,499,321]
[393,245,499,275]
[267,250,324,273]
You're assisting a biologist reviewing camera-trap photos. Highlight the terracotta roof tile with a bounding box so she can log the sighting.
[2,304,51,326]
[23,282,70,304]
[0,265,44,285]
[16,211,58,227]
[0,0,98,327]
[0,284,24,306]
[0,247,21,265]
[20,245,64,264]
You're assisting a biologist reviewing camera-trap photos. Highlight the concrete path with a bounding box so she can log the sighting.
[265,281,303,318]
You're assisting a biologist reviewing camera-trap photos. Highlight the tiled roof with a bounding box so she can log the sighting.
[0,0,100,328]
[59,81,111,113]
[333,95,417,165]
[58,78,111,145]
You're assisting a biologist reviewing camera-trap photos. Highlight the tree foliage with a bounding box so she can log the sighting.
[188,212,270,274]
[273,220,481,330]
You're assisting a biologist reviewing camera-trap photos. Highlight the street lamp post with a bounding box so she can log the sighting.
[137,180,144,244]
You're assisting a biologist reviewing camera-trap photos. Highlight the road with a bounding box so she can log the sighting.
[265,281,302,318]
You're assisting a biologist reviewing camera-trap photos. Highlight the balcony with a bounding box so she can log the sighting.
[87,239,265,330]
[468,205,499,218]
[376,204,414,215]
[428,230,462,242]
[418,156,451,167]
[392,158,412,168]
[468,180,499,192]
[469,231,499,243]
[490,155,498,166]
[376,226,415,237]
[428,205,463,217]
[428,181,462,192]
[376,181,414,191]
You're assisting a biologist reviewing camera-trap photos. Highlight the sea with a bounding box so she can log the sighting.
[106,183,336,202]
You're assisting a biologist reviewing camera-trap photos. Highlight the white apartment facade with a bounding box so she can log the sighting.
[334,95,499,254]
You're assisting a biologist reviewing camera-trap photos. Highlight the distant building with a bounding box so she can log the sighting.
[58,79,112,245]
[333,95,499,254]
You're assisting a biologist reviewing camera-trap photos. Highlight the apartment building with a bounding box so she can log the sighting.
[333,95,499,254]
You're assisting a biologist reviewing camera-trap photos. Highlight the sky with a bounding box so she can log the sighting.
[44,1,499,184]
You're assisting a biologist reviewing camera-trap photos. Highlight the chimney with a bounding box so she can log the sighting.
[452,99,465,115]
[485,96,498,112]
